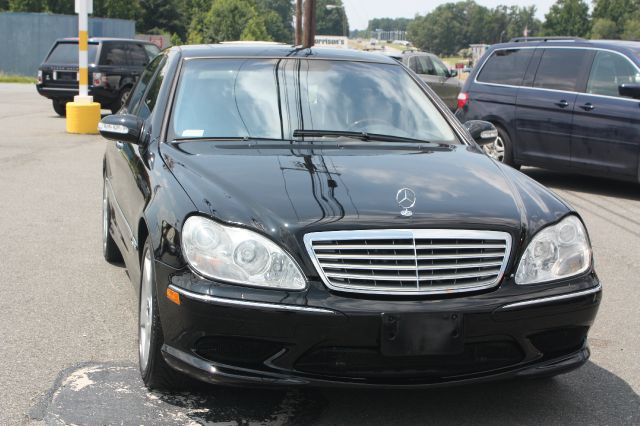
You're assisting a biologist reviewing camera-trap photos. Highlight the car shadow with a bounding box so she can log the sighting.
[522,167,640,202]
[157,361,639,425]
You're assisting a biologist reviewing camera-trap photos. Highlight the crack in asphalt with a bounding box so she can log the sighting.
[28,362,326,425]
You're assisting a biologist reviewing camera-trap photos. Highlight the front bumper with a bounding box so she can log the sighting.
[156,262,601,387]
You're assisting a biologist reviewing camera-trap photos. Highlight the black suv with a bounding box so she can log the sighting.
[36,38,161,116]
[456,38,640,182]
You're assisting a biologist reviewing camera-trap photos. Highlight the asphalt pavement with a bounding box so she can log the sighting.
[1,83,638,425]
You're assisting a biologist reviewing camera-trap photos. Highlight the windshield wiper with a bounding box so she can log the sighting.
[292,129,433,144]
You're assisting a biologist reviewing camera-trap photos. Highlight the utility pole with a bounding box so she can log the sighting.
[303,0,316,48]
[295,0,303,45]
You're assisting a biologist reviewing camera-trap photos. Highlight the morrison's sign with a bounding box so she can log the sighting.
[314,35,349,49]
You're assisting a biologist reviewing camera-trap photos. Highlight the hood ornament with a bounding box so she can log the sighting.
[396,188,416,217]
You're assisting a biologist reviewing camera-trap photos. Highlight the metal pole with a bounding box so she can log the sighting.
[76,0,90,102]
[295,0,303,45]
[303,0,316,48]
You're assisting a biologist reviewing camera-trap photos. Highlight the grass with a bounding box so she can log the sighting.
[0,72,36,84]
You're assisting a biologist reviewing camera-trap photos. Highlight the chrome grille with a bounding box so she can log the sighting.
[304,230,512,295]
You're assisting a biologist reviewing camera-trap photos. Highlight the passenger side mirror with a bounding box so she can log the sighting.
[463,120,498,146]
[98,114,144,145]
[619,84,640,100]
[449,69,458,78]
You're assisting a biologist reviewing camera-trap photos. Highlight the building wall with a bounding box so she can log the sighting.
[0,12,135,76]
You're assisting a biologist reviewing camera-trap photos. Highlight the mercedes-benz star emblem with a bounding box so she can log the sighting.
[396,188,416,217]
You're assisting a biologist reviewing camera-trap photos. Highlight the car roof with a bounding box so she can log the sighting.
[173,43,398,64]
[491,38,640,52]
[58,37,156,44]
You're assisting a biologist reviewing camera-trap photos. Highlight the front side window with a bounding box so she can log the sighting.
[125,55,163,113]
[587,51,640,98]
[533,49,593,92]
[137,57,168,120]
[430,56,450,77]
[477,48,534,86]
[170,58,457,144]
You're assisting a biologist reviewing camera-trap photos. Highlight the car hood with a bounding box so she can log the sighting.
[161,141,570,255]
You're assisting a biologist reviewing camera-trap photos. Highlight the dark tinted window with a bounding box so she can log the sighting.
[126,55,163,113]
[533,49,592,92]
[587,51,640,97]
[477,49,534,86]
[100,43,128,66]
[137,57,168,120]
[127,43,149,66]
[45,42,98,64]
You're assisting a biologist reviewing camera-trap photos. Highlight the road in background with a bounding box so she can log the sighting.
[1,83,638,425]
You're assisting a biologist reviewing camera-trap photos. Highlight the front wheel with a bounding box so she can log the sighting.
[483,125,520,169]
[139,238,188,390]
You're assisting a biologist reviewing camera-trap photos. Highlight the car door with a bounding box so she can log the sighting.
[408,56,449,103]
[105,55,164,260]
[515,48,594,166]
[571,50,640,177]
[125,42,150,82]
[429,54,462,110]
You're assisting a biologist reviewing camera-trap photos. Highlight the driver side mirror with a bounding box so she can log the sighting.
[463,120,498,146]
[98,114,144,145]
[449,69,458,78]
[619,84,640,100]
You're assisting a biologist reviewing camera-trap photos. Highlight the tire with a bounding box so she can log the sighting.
[139,237,188,390]
[102,180,122,263]
[111,86,132,114]
[483,125,520,169]
[52,99,68,117]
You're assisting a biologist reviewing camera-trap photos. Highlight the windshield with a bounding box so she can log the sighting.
[46,42,99,64]
[170,58,457,144]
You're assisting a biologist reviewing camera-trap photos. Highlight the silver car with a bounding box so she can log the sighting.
[389,51,463,111]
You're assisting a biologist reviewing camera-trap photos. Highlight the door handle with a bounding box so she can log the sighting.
[554,100,569,108]
[579,103,595,111]
[115,141,124,149]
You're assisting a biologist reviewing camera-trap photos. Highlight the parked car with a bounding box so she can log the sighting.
[387,51,463,110]
[36,37,160,116]
[99,43,600,390]
[456,37,640,182]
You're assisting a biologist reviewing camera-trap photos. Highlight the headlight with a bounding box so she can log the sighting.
[181,216,306,290]
[515,215,591,285]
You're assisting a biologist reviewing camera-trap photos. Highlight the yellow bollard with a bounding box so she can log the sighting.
[66,101,101,134]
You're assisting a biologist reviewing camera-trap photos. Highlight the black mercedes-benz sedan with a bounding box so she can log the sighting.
[99,43,601,390]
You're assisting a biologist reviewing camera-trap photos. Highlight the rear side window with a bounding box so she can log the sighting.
[587,51,640,98]
[127,43,149,67]
[100,43,128,66]
[45,42,98,64]
[533,49,593,92]
[477,49,534,86]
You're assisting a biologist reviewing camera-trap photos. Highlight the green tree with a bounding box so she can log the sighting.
[592,0,633,36]
[542,0,590,37]
[204,0,258,43]
[241,15,271,40]
[316,0,349,36]
[93,0,141,20]
[255,0,294,42]
[8,0,46,11]
[622,16,640,39]
[505,6,541,40]
[138,0,186,39]
[591,18,618,38]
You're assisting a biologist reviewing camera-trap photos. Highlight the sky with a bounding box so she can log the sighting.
[342,0,560,30]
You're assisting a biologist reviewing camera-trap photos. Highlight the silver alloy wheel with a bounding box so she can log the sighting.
[139,248,153,373]
[483,135,505,162]
[102,185,109,253]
